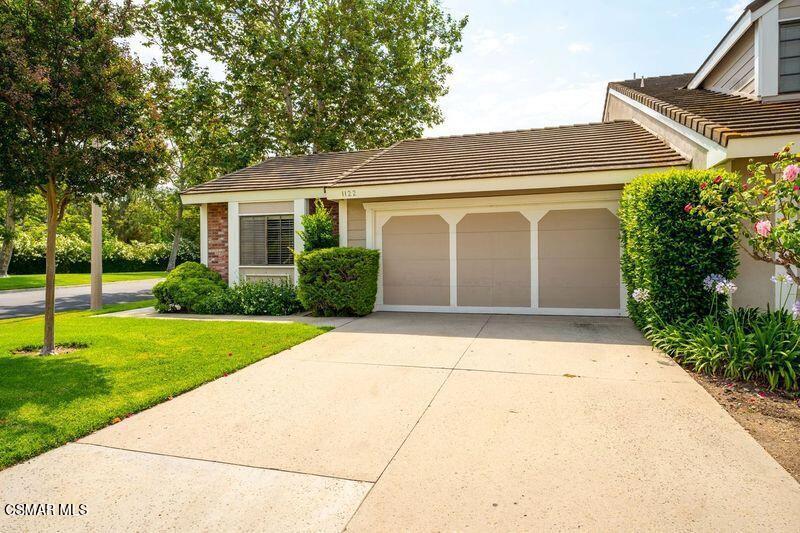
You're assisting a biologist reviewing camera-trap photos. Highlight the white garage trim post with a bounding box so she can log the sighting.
[227,201,240,285]
[363,191,624,316]
[338,199,348,247]
[199,203,208,266]
[293,199,309,283]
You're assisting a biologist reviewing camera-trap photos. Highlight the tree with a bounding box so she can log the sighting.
[147,0,467,155]
[298,199,338,251]
[0,192,16,277]
[149,65,250,270]
[0,0,166,354]
[695,145,800,285]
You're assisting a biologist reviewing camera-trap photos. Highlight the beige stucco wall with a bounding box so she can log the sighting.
[382,215,450,306]
[728,157,777,309]
[538,209,620,309]
[457,212,531,307]
[604,94,708,169]
[238,201,294,215]
[239,266,294,284]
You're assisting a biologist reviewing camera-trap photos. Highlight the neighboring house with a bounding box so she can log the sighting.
[181,0,800,316]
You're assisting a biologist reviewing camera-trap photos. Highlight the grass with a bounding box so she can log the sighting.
[0,301,328,468]
[0,271,166,291]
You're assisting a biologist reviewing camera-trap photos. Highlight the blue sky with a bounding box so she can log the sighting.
[428,0,749,136]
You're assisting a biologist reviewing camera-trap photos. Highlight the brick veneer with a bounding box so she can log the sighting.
[207,202,229,281]
[309,198,340,235]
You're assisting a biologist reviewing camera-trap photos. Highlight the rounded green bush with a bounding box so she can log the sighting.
[296,247,380,317]
[619,169,739,327]
[152,262,227,313]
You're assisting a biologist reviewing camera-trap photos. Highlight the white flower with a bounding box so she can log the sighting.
[703,274,726,290]
[771,273,794,285]
[632,288,650,303]
[715,281,738,295]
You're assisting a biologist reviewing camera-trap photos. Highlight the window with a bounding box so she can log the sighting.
[239,215,294,266]
[780,20,800,94]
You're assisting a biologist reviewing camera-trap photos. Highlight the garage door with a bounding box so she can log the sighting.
[374,199,622,316]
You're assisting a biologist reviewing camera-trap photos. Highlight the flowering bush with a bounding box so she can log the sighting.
[694,145,800,286]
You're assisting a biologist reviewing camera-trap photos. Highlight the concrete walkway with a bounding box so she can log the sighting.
[0,279,159,318]
[2,313,799,531]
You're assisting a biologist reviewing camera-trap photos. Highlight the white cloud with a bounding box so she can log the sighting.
[567,41,592,54]
[725,0,749,22]
[471,29,523,57]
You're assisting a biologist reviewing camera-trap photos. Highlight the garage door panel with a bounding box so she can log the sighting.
[538,209,620,310]
[457,213,530,308]
[383,215,450,306]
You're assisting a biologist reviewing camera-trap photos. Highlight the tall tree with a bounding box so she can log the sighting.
[0,0,165,354]
[150,65,250,270]
[147,0,467,155]
[0,192,16,277]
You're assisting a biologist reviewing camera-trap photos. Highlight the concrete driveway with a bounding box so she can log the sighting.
[0,279,159,318]
[2,313,799,531]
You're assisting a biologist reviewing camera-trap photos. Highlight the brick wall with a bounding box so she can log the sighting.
[207,203,229,281]
[309,198,340,235]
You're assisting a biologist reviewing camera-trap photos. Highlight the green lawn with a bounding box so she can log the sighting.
[0,302,327,468]
[0,271,166,291]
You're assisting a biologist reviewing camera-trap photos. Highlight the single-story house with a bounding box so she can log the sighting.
[181,0,800,316]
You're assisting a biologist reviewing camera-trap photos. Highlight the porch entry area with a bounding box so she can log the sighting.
[365,192,626,316]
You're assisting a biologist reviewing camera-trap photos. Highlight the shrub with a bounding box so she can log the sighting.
[231,279,302,315]
[619,169,739,327]
[152,262,227,313]
[296,247,379,316]
[297,199,338,252]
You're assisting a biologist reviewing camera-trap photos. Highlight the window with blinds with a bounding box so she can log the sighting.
[239,215,294,266]
[780,21,800,94]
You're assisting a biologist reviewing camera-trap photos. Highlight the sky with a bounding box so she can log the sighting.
[426,0,749,137]
[128,0,750,139]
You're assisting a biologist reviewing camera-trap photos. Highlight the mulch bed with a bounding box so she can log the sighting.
[689,372,800,482]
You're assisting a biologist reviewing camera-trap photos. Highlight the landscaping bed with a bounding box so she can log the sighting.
[0,301,327,468]
[689,371,800,482]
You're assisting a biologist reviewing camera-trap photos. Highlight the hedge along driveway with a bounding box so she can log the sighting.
[0,304,327,468]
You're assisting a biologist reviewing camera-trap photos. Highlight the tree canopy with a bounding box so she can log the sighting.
[147,0,467,155]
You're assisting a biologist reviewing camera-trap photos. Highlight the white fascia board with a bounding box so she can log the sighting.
[689,0,782,90]
[181,187,325,205]
[608,88,728,167]
[325,165,683,201]
[755,4,780,97]
[726,134,800,159]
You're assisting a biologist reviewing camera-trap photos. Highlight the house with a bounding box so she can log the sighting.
[181,0,800,316]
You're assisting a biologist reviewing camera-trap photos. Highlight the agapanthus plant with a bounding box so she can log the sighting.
[692,145,800,285]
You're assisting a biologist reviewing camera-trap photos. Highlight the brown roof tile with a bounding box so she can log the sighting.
[183,149,384,195]
[609,74,800,146]
[333,121,688,187]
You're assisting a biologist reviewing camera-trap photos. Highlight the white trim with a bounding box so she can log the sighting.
[756,5,781,97]
[293,199,308,283]
[368,192,624,316]
[326,166,682,201]
[338,199,348,246]
[227,201,240,285]
[607,89,729,167]
[375,304,622,317]
[239,264,295,269]
[199,203,208,265]
[181,187,325,205]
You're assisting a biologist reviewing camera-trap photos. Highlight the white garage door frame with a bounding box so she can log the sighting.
[364,190,627,317]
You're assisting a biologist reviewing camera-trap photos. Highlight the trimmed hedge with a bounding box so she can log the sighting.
[152,262,227,313]
[619,169,738,327]
[296,247,380,317]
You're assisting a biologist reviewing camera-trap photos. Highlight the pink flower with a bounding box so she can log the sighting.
[713,175,722,184]
[755,220,772,237]
[783,164,799,182]
[684,203,693,213]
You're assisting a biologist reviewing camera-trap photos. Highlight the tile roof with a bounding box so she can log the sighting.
[182,149,383,194]
[183,121,688,195]
[333,121,688,187]
[609,74,800,146]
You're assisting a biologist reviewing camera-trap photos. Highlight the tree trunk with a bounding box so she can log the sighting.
[42,181,58,355]
[0,193,16,277]
[166,201,183,271]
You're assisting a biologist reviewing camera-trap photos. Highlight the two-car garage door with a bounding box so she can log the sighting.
[377,202,621,315]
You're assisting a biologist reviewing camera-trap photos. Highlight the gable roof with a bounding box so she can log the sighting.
[334,121,688,187]
[182,149,383,195]
[608,74,800,146]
